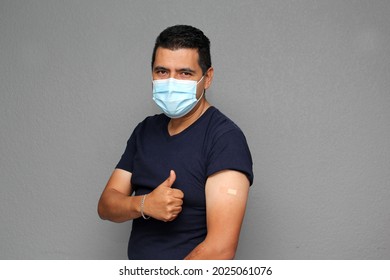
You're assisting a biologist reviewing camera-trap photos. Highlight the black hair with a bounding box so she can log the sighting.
[151,25,212,74]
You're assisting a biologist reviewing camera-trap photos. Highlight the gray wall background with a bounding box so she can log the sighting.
[1,0,389,259]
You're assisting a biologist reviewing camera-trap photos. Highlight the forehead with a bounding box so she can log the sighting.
[154,47,201,70]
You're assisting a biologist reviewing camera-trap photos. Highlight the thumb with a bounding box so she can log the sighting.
[165,170,176,188]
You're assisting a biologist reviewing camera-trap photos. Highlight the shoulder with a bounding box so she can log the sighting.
[205,107,245,140]
[132,113,168,133]
[140,113,168,126]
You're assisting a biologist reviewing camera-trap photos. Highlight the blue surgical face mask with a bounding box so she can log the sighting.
[152,76,205,118]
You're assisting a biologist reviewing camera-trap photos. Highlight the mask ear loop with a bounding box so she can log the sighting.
[196,75,205,85]
[197,89,205,102]
[196,75,206,102]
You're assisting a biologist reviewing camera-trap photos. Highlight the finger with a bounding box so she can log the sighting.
[165,170,176,188]
[176,197,184,206]
[172,189,184,199]
[167,211,181,222]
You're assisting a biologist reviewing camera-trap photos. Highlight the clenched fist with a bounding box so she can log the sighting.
[143,170,184,222]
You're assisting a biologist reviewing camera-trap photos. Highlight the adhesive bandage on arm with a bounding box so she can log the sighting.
[227,188,237,196]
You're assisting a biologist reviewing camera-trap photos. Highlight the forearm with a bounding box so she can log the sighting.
[98,189,142,223]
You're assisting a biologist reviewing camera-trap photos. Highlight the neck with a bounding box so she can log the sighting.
[168,99,210,136]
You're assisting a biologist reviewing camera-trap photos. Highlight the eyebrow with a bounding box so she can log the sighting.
[153,66,196,74]
[153,66,168,72]
[177,68,196,74]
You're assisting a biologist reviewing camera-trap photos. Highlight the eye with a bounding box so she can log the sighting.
[179,71,193,78]
[155,69,168,78]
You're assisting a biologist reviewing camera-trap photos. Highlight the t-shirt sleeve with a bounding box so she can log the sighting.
[206,129,254,186]
[115,127,138,172]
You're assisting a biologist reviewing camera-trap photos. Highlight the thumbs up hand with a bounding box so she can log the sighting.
[143,170,184,222]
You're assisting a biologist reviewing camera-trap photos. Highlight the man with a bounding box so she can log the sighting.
[98,25,253,260]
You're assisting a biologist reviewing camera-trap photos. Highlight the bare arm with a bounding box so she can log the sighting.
[98,169,184,223]
[184,170,250,259]
[97,169,141,223]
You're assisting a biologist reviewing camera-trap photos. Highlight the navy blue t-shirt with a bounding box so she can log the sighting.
[116,106,253,259]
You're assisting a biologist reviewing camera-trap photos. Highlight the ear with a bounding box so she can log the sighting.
[204,67,214,90]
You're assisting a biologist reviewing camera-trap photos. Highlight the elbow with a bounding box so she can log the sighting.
[97,204,105,220]
[97,209,104,221]
[199,235,239,259]
[97,196,127,223]
[185,241,237,260]
[97,197,109,220]
[213,237,239,259]
[211,241,238,260]
[220,247,236,260]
